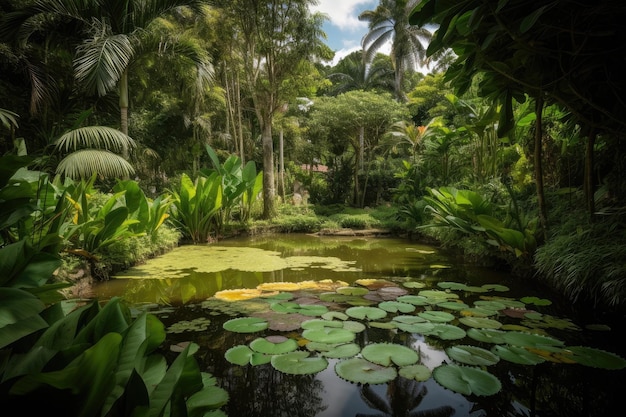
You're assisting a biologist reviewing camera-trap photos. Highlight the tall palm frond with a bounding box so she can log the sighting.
[74,29,135,96]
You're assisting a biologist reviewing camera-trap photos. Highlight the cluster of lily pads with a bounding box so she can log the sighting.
[184,278,626,397]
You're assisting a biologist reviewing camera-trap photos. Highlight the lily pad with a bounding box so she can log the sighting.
[307,342,361,358]
[398,364,431,381]
[436,301,470,311]
[223,317,268,333]
[346,306,388,321]
[335,358,397,384]
[481,284,510,292]
[342,320,367,333]
[466,328,508,344]
[369,321,398,330]
[166,317,211,333]
[492,345,546,365]
[322,311,349,321]
[563,346,626,369]
[362,343,419,367]
[418,310,455,323]
[252,311,310,331]
[403,281,426,289]
[250,337,298,355]
[418,289,459,300]
[520,296,552,306]
[337,286,369,296]
[433,364,502,396]
[395,295,431,306]
[437,281,469,291]
[426,323,467,340]
[378,301,416,313]
[501,331,564,349]
[460,307,498,317]
[270,302,328,316]
[392,315,433,333]
[473,300,507,311]
[458,317,503,329]
[271,351,329,375]
[446,345,500,366]
[301,319,344,330]
[302,327,356,344]
[225,345,272,366]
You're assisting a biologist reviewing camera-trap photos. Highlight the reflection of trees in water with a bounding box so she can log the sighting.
[357,377,454,417]
[219,364,326,417]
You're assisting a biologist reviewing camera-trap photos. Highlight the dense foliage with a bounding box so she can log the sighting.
[1,1,626,412]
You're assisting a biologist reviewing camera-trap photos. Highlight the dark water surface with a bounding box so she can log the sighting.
[92,234,625,417]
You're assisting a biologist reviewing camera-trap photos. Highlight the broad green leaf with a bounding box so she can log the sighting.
[433,364,501,396]
[271,351,328,375]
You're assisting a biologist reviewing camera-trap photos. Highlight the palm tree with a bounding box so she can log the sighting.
[325,51,395,96]
[1,0,212,140]
[359,0,433,101]
[54,126,136,180]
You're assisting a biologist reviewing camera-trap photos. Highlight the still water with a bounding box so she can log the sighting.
[92,234,625,417]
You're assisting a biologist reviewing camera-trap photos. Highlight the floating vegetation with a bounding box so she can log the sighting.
[335,358,397,384]
[346,306,388,321]
[270,301,328,316]
[433,365,502,396]
[361,343,419,367]
[222,317,268,333]
[446,345,500,366]
[378,301,416,313]
[214,288,276,301]
[306,342,361,358]
[214,277,626,398]
[250,337,298,355]
[398,364,431,381]
[115,246,361,279]
[302,327,356,344]
[166,317,211,333]
[270,351,329,375]
[225,345,272,366]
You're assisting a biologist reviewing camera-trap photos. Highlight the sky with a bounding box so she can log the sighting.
[310,0,390,66]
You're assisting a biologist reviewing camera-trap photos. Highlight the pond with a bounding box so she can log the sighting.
[92,234,626,417]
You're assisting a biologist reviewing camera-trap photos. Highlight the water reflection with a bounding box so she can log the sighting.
[93,234,626,417]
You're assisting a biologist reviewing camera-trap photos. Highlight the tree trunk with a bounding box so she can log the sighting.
[119,70,129,141]
[236,75,245,164]
[279,128,285,202]
[534,96,548,240]
[261,120,275,218]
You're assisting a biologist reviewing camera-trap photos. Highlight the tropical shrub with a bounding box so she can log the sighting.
[421,186,537,258]
[0,156,229,416]
[169,172,222,243]
[203,144,262,224]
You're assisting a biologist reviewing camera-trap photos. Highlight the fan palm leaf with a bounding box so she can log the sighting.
[56,149,135,180]
[54,126,136,154]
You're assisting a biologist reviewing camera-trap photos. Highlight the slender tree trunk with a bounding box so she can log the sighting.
[261,119,275,218]
[279,128,285,202]
[534,96,548,239]
[236,75,245,164]
[359,126,364,170]
[119,70,129,141]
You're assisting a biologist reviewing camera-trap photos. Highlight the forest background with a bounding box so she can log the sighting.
[1,1,626,414]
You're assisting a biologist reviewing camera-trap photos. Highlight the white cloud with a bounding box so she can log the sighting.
[311,0,372,32]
